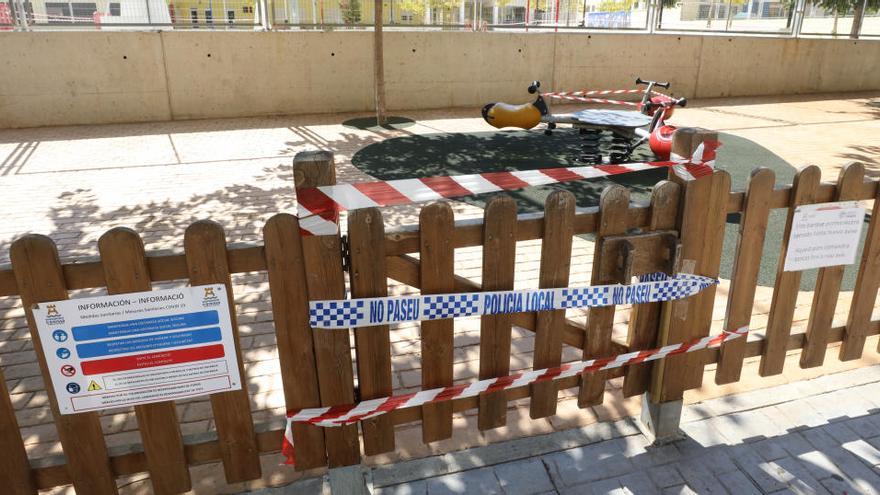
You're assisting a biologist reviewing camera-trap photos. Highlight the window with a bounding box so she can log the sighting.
[242,5,253,13]
[109,2,120,15]
[401,11,413,22]
[44,2,70,23]
[205,8,212,24]
[71,2,96,19]
[190,7,198,25]
[226,8,234,24]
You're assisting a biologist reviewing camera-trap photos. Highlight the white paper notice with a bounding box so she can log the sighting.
[32,284,242,414]
[784,201,866,272]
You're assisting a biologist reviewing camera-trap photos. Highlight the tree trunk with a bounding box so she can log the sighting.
[374,0,386,125]
[850,0,865,38]
[832,11,838,35]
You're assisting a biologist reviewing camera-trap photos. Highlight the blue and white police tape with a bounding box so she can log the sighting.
[309,272,717,329]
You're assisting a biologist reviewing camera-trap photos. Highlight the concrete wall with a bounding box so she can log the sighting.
[1,31,878,128]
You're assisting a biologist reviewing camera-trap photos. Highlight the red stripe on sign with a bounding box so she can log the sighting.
[539,167,585,183]
[481,172,530,190]
[81,344,225,375]
[353,181,411,206]
[296,187,340,215]
[421,176,472,198]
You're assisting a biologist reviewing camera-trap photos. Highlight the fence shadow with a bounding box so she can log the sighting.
[370,407,880,494]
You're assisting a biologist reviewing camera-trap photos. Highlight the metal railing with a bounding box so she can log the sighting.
[2,0,877,37]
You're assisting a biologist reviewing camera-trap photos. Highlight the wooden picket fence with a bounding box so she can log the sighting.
[1,135,880,494]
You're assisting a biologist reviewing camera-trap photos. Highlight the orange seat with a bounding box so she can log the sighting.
[483,102,542,130]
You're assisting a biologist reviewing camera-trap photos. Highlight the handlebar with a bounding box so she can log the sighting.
[636,77,670,89]
[652,96,687,108]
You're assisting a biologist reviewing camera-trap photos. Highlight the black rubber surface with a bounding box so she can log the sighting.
[352,128,868,289]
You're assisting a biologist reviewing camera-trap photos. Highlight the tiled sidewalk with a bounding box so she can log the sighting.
[0,92,879,493]
[271,364,880,495]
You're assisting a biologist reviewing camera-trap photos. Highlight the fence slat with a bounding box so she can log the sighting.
[531,191,575,418]
[0,363,35,495]
[348,208,395,455]
[294,151,361,467]
[10,235,118,495]
[801,163,865,368]
[420,202,456,442]
[184,221,262,482]
[652,169,731,401]
[715,168,776,384]
[478,196,517,430]
[263,213,327,470]
[760,166,822,377]
[841,182,880,361]
[622,181,680,397]
[98,228,191,495]
[580,186,630,407]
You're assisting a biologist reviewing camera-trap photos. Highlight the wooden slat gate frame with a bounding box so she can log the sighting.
[1,138,880,492]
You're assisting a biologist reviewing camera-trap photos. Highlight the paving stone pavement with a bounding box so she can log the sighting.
[269,364,880,495]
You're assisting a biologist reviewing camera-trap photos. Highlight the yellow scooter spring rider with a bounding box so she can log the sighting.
[481,81,549,132]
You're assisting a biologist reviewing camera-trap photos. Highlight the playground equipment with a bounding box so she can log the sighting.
[482,78,687,161]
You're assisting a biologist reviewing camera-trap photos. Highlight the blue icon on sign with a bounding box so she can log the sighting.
[52,330,68,343]
[56,348,71,359]
[66,383,80,394]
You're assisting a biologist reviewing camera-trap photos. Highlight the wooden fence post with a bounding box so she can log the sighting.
[622,180,681,397]
[184,221,262,483]
[10,235,118,494]
[715,168,775,384]
[478,195,517,430]
[348,208,395,455]
[531,191,575,419]
[419,202,456,442]
[99,228,191,495]
[579,185,630,408]
[800,163,865,368]
[760,166,821,377]
[840,174,880,361]
[644,129,730,441]
[0,363,35,495]
[264,214,328,470]
[292,151,363,473]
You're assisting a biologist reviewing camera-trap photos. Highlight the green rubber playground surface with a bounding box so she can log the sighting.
[352,129,869,290]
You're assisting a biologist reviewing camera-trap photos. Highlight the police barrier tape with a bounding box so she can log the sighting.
[295,141,719,236]
[309,273,717,329]
[282,325,749,464]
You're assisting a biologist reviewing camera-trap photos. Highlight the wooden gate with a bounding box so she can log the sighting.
[0,132,879,493]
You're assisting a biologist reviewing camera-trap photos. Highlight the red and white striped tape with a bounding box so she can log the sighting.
[543,89,646,97]
[547,95,640,106]
[543,89,673,107]
[281,326,748,464]
[295,141,719,236]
